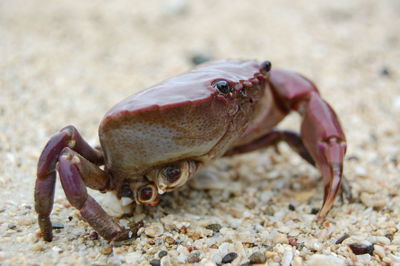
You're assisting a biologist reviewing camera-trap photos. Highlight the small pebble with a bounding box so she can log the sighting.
[52,223,64,229]
[101,245,113,255]
[348,243,374,255]
[374,245,385,258]
[288,237,297,246]
[165,236,175,245]
[8,224,16,230]
[164,0,189,15]
[51,246,63,254]
[265,206,275,216]
[145,222,164,238]
[221,252,238,264]
[385,233,394,241]
[159,250,168,258]
[380,66,390,77]
[288,204,296,211]
[191,54,211,65]
[310,208,319,215]
[149,259,161,266]
[307,254,345,266]
[18,217,34,226]
[206,223,222,233]
[249,251,266,264]
[347,155,360,161]
[335,233,350,244]
[186,252,201,263]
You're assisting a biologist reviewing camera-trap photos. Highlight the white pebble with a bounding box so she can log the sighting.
[218,242,234,255]
[355,166,367,176]
[304,239,322,251]
[51,246,63,253]
[356,254,371,263]
[144,222,164,237]
[394,96,400,109]
[373,245,386,258]
[125,252,142,264]
[306,254,345,266]
[164,0,189,15]
[281,249,293,266]
[367,236,390,245]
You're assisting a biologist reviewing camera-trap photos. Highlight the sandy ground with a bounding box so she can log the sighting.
[1,0,400,265]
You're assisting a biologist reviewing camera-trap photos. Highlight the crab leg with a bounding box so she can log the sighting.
[225,130,315,166]
[35,125,104,241]
[268,69,346,219]
[57,148,128,241]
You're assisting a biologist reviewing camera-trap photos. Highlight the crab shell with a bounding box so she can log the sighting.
[99,60,268,180]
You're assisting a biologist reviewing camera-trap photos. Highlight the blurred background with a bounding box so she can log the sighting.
[0,0,399,264]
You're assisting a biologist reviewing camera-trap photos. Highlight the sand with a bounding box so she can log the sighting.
[1,0,399,265]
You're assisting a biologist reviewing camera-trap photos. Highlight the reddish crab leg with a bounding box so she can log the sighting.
[225,130,315,166]
[57,148,128,241]
[35,125,104,241]
[269,69,346,219]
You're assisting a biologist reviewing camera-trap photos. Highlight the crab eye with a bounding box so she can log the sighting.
[213,80,231,94]
[163,165,182,184]
[261,60,272,72]
[155,161,196,192]
[137,184,158,205]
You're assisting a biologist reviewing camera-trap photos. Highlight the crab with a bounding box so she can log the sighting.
[35,59,346,242]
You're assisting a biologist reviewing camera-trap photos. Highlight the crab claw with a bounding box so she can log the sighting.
[298,90,347,220]
[318,137,346,219]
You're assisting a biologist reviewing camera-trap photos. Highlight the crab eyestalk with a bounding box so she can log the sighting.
[149,160,197,194]
[136,184,159,206]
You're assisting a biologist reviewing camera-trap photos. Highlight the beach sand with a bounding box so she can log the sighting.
[1,0,399,264]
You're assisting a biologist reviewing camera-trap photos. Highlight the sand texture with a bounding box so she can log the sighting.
[1,0,399,265]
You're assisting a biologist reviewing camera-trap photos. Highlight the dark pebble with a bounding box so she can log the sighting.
[349,243,374,255]
[265,206,275,216]
[249,251,266,264]
[158,250,168,258]
[296,242,305,251]
[68,216,73,221]
[52,223,64,229]
[221,252,238,264]
[24,205,32,210]
[310,208,319,215]
[347,155,360,161]
[186,252,201,263]
[8,224,16,230]
[206,223,222,233]
[149,259,161,266]
[385,233,394,241]
[191,54,211,65]
[288,204,295,211]
[380,66,391,77]
[335,233,350,244]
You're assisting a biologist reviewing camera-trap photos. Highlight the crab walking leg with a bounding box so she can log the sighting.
[57,148,127,241]
[269,69,347,219]
[35,125,104,241]
[225,130,315,166]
